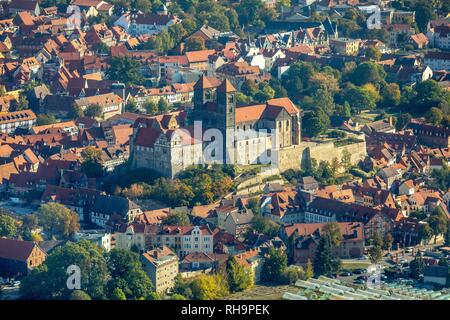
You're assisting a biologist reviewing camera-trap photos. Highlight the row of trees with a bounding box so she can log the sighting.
[0,203,79,242]
[114,165,236,206]
[20,242,155,300]
[171,256,254,300]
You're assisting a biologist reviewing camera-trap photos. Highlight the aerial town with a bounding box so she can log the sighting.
[0,0,449,303]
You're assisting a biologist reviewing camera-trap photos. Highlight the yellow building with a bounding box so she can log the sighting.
[141,246,179,294]
[330,38,361,56]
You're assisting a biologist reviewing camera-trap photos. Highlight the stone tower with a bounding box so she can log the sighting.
[217,79,236,164]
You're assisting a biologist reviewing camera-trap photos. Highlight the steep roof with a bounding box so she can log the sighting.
[0,238,42,262]
[217,79,236,93]
[92,195,140,216]
[283,222,364,241]
[193,75,221,90]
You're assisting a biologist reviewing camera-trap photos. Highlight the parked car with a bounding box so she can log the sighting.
[339,271,353,277]
[353,269,365,275]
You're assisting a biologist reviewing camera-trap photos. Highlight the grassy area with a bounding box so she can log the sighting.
[341,260,372,270]
[223,284,298,300]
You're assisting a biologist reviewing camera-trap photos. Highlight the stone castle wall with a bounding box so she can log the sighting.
[277,138,367,172]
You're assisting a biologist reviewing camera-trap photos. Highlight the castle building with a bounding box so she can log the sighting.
[131,76,303,177]
[192,75,302,166]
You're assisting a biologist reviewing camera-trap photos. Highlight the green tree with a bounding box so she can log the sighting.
[80,146,103,178]
[0,214,18,238]
[36,114,57,126]
[111,287,127,300]
[322,222,343,247]
[418,223,432,244]
[428,207,448,244]
[302,108,329,137]
[313,237,341,276]
[161,211,191,226]
[395,113,412,131]
[261,247,288,283]
[135,0,152,12]
[36,203,79,239]
[349,62,386,86]
[191,273,229,300]
[125,98,139,113]
[341,149,352,171]
[144,100,158,115]
[185,37,206,51]
[425,107,444,126]
[383,233,393,251]
[106,56,144,85]
[237,0,275,28]
[414,1,437,32]
[344,84,379,112]
[381,83,401,107]
[85,104,103,119]
[158,98,170,113]
[365,46,382,61]
[410,256,425,279]
[226,257,253,292]
[283,265,305,284]
[22,214,38,231]
[16,95,29,111]
[241,79,258,97]
[247,198,261,215]
[20,241,108,299]
[107,249,154,300]
[70,290,92,300]
[369,234,383,263]
[173,274,193,299]
[68,103,84,119]
[305,259,314,279]
[250,215,280,238]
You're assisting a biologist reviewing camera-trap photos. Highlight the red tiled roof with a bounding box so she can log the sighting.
[0,238,42,262]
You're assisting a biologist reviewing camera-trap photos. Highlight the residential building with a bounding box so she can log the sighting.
[0,238,46,278]
[408,121,450,148]
[303,197,399,240]
[74,93,124,120]
[141,246,179,293]
[216,198,254,236]
[0,109,36,134]
[282,222,364,265]
[424,51,450,71]
[261,188,303,224]
[329,38,361,56]
[90,195,142,228]
[118,12,180,37]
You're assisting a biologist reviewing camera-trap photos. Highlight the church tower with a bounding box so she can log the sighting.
[193,76,215,112]
[217,79,236,164]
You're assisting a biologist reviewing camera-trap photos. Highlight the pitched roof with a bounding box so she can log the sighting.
[193,75,221,90]
[283,222,364,241]
[92,195,140,216]
[0,238,42,262]
[217,79,236,93]
[142,246,177,266]
[185,49,215,63]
